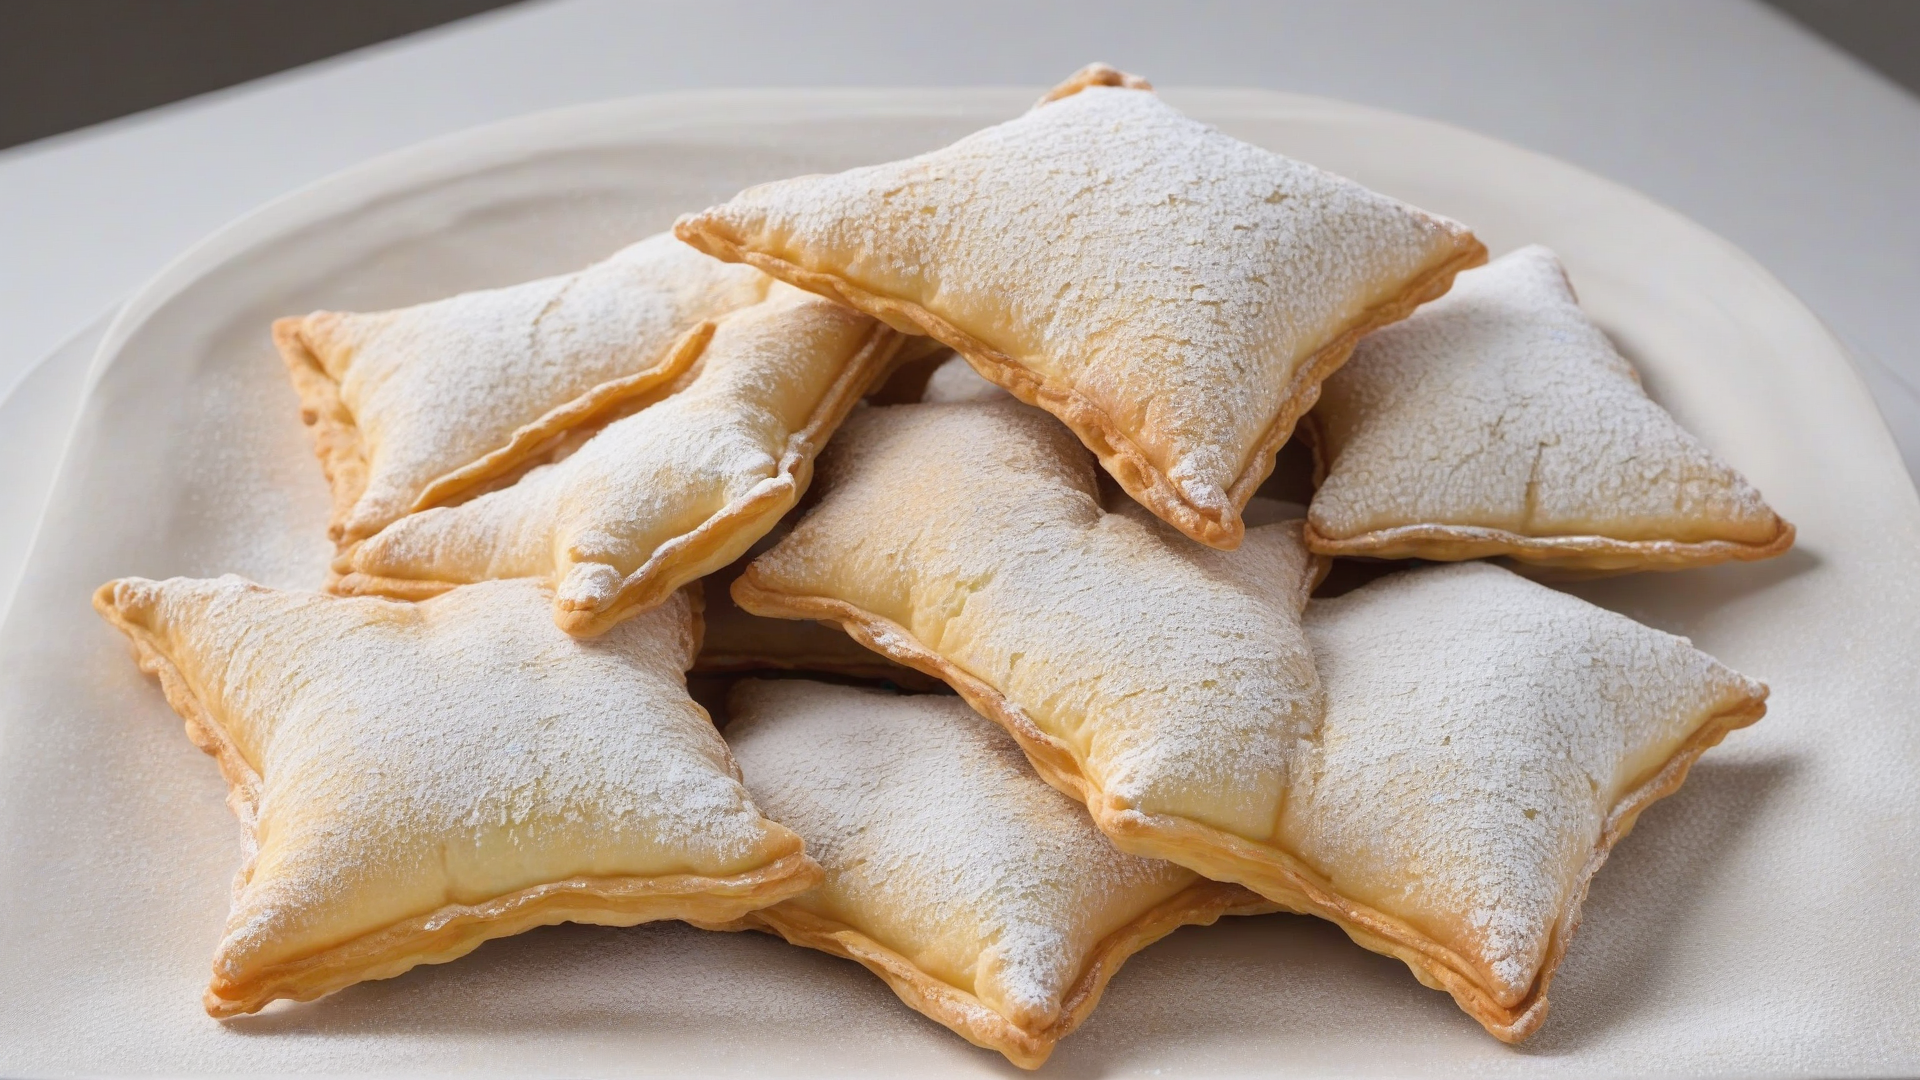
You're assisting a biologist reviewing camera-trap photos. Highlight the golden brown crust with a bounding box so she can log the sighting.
[91,580,823,1018]
[1303,515,1797,573]
[204,855,820,1018]
[328,322,905,638]
[728,879,1271,1069]
[728,572,1766,1043]
[1034,63,1155,107]
[675,224,1486,552]
[273,317,371,549]
[272,314,709,550]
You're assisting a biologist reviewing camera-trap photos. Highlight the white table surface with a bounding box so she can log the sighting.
[3,0,1917,483]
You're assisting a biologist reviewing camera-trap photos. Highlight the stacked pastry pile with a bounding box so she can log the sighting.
[95,65,1788,1069]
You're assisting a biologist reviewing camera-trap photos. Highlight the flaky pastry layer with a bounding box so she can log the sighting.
[1302,518,1797,572]
[1293,412,1797,572]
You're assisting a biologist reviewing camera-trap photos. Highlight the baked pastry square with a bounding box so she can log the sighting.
[332,283,904,636]
[1290,561,1766,1038]
[1304,245,1794,570]
[732,399,1324,889]
[93,575,820,1017]
[276,233,772,546]
[734,400,1767,1041]
[677,63,1486,549]
[722,679,1270,1069]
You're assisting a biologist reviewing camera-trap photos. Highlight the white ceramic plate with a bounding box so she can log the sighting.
[2,90,1916,1079]
[0,310,110,626]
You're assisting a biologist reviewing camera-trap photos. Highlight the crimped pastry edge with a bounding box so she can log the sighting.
[675,144,1486,552]
[331,320,907,637]
[728,571,1768,1043]
[721,879,1273,1069]
[91,577,823,1018]
[1033,62,1155,107]
[1302,517,1797,572]
[271,314,709,550]
[272,317,370,550]
[1294,374,1800,573]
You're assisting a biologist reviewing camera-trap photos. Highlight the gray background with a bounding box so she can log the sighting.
[4,1,1915,152]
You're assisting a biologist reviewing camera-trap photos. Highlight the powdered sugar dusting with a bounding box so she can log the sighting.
[1310,245,1777,543]
[745,400,1321,841]
[695,85,1472,513]
[724,679,1195,1028]
[309,233,771,539]
[105,575,787,981]
[1289,561,1764,1003]
[346,285,881,601]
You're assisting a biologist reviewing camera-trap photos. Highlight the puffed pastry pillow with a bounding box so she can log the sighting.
[722,679,1270,1069]
[734,400,1768,1041]
[1305,245,1794,570]
[1294,562,1767,1038]
[677,63,1486,550]
[275,233,771,546]
[733,401,1324,905]
[92,575,820,1017]
[331,283,903,636]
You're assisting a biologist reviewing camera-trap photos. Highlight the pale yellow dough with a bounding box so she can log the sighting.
[722,679,1270,1069]
[737,401,1326,844]
[676,63,1485,549]
[93,575,820,1017]
[1305,245,1793,570]
[331,283,903,636]
[733,400,1768,1041]
[275,233,773,546]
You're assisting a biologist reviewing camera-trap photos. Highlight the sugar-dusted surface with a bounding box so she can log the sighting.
[725,679,1197,1030]
[94,576,796,982]
[686,84,1475,522]
[744,400,1321,839]
[343,284,884,612]
[1310,246,1778,543]
[1,92,1916,1077]
[1290,562,1765,1005]
[300,234,771,541]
